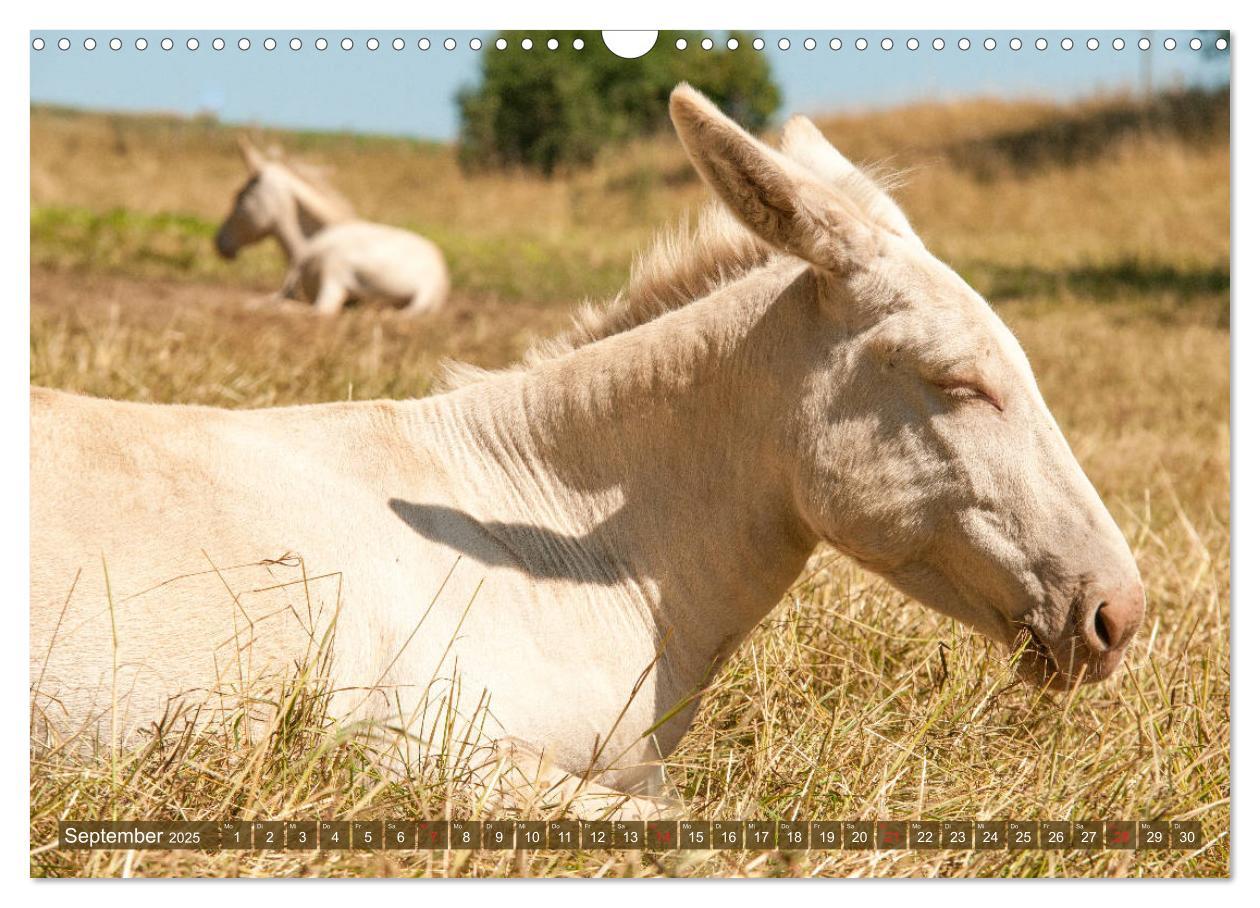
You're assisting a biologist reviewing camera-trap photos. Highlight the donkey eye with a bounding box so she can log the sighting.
[934,380,1003,412]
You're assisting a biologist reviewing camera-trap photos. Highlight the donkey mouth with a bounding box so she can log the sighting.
[1013,626,1121,690]
[1013,626,1077,690]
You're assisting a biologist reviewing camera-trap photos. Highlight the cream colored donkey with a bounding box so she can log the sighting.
[215,139,449,316]
[31,86,1143,818]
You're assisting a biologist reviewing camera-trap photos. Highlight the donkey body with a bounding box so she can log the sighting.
[215,140,449,316]
[31,88,1143,817]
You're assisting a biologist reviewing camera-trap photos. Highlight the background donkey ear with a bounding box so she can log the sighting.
[780,115,920,243]
[669,84,876,274]
[237,136,266,174]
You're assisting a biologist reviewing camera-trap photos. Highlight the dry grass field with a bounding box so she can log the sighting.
[28,88,1230,878]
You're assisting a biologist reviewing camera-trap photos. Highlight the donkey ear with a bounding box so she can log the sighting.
[237,136,266,173]
[780,115,919,243]
[669,84,876,274]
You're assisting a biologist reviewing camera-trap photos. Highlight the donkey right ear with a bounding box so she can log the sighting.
[237,136,266,173]
[669,84,876,274]
[780,115,919,243]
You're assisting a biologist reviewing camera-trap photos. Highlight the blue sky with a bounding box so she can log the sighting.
[30,30,1228,141]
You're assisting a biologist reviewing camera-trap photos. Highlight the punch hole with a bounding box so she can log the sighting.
[572,37,584,50]
[1061,38,1074,51]
[316,38,328,51]
[829,38,841,51]
[932,37,944,51]
[547,38,559,50]
[444,38,457,51]
[341,38,353,51]
[264,37,277,51]
[57,37,69,51]
[367,38,380,51]
[471,38,483,50]
[753,37,765,50]
[1035,37,1048,50]
[521,38,533,50]
[1087,38,1099,51]
[727,37,739,50]
[419,38,432,51]
[111,37,123,51]
[880,37,893,50]
[392,38,404,51]
[855,38,868,50]
[778,38,790,51]
[161,37,174,51]
[958,37,970,51]
[803,37,816,50]
[983,37,996,51]
[212,38,224,51]
[84,37,97,51]
[1164,38,1176,50]
[1138,37,1151,50]
[675,38,687,50]
[1113,38,1125,50]
[1216,37,1228,50]
[906,38,919,51]
[186,37,198,51]
[32,37,44,50]
[601,31,657,59]
[136,37,148,51]
[702,37,714,50]
[1190,37,1202,50]
[1010,38,1022,51]
[290,38,302,51]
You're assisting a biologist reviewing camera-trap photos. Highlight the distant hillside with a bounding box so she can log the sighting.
[31,89,1228,315]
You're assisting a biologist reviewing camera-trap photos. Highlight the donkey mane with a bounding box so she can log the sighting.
[523,205,772,361]
[439,156,902,391]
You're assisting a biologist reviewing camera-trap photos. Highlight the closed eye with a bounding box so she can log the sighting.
[934,380,1004,412]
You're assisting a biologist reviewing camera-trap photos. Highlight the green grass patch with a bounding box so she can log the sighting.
[31,205,634,306]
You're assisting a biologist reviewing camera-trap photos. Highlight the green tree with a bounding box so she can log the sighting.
[457,31,780,175]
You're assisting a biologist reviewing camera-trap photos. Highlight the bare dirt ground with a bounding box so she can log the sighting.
[30,265,576,406]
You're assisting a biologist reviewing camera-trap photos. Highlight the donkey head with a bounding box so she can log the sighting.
[214,137,292,259]
[670,84,1144,689]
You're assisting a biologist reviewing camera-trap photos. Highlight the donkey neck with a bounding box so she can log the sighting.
[269,214,310,262]
[271,171,347,261]
[423,259,823,687]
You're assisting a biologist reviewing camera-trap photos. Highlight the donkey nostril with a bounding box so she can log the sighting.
[1080,583,1144,659]
[1093,602,1113,649]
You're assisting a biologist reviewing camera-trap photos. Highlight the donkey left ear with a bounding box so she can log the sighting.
[669,84,877,275]
[780,115,920,244]
[237,136,266,174]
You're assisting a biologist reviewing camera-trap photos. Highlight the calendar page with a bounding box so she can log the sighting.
[27,23,1230,880]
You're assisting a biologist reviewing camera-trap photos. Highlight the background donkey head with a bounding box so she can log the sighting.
[214,137,353,261]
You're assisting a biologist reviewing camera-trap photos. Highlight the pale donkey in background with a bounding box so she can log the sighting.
[32,86,1144,819]
[215,138,450,316]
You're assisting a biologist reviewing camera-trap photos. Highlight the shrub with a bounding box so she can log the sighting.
[457,31,780,175]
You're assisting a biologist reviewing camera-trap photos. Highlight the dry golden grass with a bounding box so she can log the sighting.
[29,91,1229,877]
